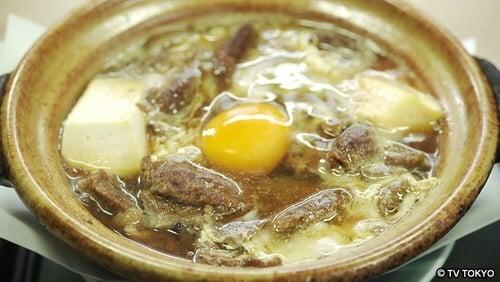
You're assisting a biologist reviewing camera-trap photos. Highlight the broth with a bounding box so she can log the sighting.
[61,15,443,266]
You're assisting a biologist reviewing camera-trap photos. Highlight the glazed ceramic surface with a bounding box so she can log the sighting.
[1,0,497,281]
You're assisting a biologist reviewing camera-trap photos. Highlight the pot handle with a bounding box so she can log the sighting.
[476,58,500,162]
[0,73,13,187]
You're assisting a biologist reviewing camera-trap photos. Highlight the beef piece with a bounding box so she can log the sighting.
[139,190,205,230]
[141,157,244,213]
[384,142,431,172]
[213,24,257,90]
[193,219,278,267]
[76,170,136,214]
[193,240,282,267]
[329,124,379,169]
[360,162,406,179]
[271,188,352,234]
[377,178,412,217]
[317,31,359,51]
[239,254,282,268]
[214,220,264,247]
[282,139,327,176]
[158,67,201,113]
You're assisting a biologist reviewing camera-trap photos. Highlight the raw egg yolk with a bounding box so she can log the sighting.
[201,103,291,175]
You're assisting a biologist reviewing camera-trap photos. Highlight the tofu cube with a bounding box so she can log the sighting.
[61,77,147,177]
[355,76,443,131]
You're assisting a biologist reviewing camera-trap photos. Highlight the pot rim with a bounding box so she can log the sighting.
[1,0,497,281]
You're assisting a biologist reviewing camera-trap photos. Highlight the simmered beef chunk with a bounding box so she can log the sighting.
[139,190,204,230]
[272,188,352,233]
[360,162,405,179]
[213,24,257,90]
[240,254,282,267]
[215,221,263,246]
[329,124,379,169]
[194,240,282,267]
[316,32,359,51]
[141,157,244,213]
[384,142,431,172]
[282,140,327,176]
[158,67,201,113]
[377,179,412,217]
[193,220,278,267]
[76,170,136,214]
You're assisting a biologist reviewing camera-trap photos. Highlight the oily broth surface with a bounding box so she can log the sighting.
[65,15,441,264]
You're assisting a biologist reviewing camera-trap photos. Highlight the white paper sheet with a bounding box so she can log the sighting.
[0,14,45,74]
[0,14,498,282]
[0,187,121,281]
[0,41,4,62]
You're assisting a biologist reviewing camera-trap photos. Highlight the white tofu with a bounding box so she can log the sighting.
[355,76,443,131]
[61,77,147,177]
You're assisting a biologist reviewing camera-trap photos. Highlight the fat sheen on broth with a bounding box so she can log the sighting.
[60,14,443,267]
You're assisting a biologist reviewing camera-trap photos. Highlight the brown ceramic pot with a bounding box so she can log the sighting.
[1,0,499,281]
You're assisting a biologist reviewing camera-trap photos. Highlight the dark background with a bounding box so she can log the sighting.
[431,221,500,282]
